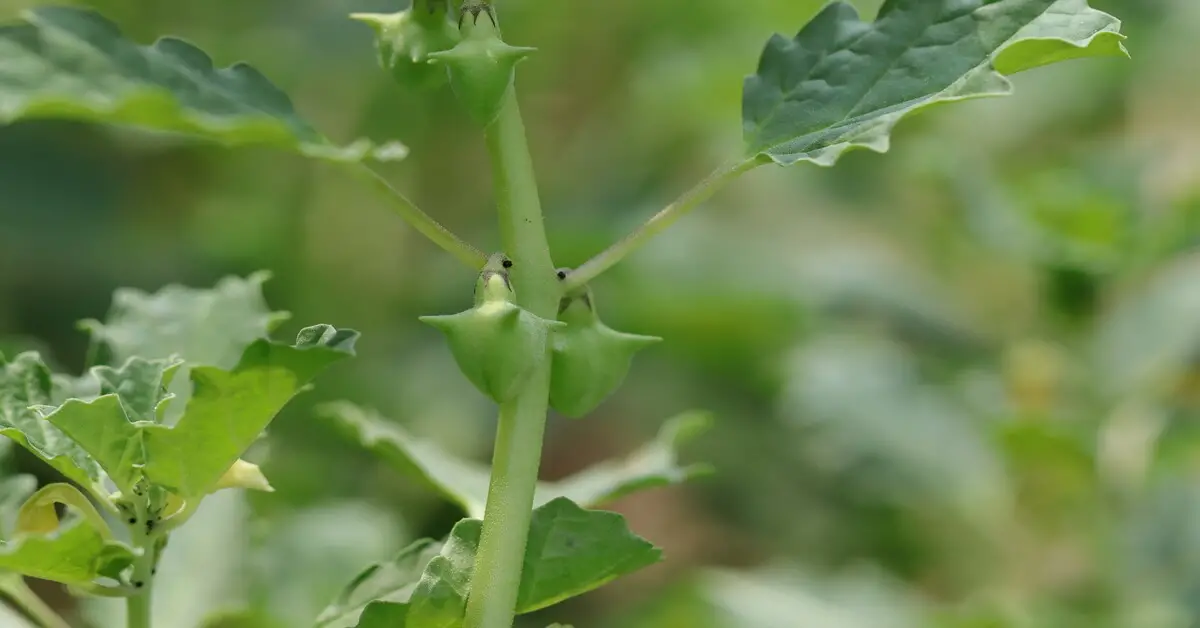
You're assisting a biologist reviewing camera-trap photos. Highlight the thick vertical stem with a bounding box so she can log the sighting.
[126,505,157,628]
[463,86,558,628]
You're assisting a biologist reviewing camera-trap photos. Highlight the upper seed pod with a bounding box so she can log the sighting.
[550,270,662,418]
[428,3,536,125]
[351,0,460,89]
[421,254,562,403]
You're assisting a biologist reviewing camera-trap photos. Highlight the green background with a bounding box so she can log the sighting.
[3,0,1199,626]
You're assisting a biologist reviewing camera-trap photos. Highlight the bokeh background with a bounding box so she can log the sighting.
[2,0,1199,626]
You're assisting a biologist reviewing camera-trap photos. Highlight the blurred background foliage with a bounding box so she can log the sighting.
[2,0,1199,626]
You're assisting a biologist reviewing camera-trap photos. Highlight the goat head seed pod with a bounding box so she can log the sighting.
[351,0,460,89]
[428,2,536,125]
[421,253,562,403]
[550,269,661,418]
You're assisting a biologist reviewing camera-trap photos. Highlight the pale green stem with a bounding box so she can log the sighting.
[1,578,71,628]
[562,156,764,292]
[349,163,488,270]
[463,86,558,628]
[125,503,157,628]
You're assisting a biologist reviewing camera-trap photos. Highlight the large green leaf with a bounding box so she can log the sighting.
[353,498,660,626]
[42,325,358,499]
[0,352,106,495]
[322,403,712,518]
[0,6,406,161]
[743,0,1127,166]
[0,484,134,585]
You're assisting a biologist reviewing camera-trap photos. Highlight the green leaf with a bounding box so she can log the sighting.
[83,272,291,419]
[407,520,479,628]
[0,6,407,162]
[516,498,661,612]
[315,539,441,628]
[0,352,106,495]
[407,498,660,623]
[743,0,1127,166]
[37,358,181,495]
[0,475,37,539]
[353,602,410,628]
[197,610,285,628]
[44,326,358,499]
[0,484,134,585]
[321,403,712,519]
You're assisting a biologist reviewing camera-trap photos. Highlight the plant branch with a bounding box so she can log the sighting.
[348,163,488,269]
[562,156,764,291]
[464,86,557,628]
[1,578,71,628]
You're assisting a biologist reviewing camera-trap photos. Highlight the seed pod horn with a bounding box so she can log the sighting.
[421,254,562,403]
[549,269,662,418]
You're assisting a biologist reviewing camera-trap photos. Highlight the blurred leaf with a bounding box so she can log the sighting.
[784,334,1010,524]
[744,0,1127,166]
[1092,252,1200,396]
[353,602,410,628]
[315,539,440,628]
[702,566,927,628]
[44,325,357,499]
[322,403,712,518]
[0,7,407,162]
[197,610,283,628]
[0,475,37,539]
[405,519,477,628]
[253,502,403,627]
[83,272,290,419]
[0,484,134,585]
[0,351,106,496]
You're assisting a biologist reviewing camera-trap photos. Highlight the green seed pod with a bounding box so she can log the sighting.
[428,4,536,125]
[351,0,460,90]
[421,254,562,403]
[550,270,661,418]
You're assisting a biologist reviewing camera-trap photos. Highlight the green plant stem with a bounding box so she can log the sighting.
[1,578,71,628]
[464,86,558,628]
[349,163,488,270]
[126,505,157,628]
[562,156,764,292]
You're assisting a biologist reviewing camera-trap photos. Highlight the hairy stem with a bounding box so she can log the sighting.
[125,504,157,628]
[562,156,763,292]
[349,163,488,269]
[1,578,71,628]
[464,86,558,628]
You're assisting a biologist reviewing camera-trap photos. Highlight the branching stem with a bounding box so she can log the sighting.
[562,156,764,291]
[1,578,71,628]
[349,163,488,269]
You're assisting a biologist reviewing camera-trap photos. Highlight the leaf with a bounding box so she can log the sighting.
[407,498,661,623]
[0,6,407,162]
[321,403,712,519]
[83,272,290,420]
[743,0,1127,166]
[0,484,134,585]
[353,602,410,628]
[15,483,112,539]
[37,357,181,494]
[315,539,442,628]
[0,351,106,495]
[406,520,479,628]
[550,411,714,508]
[0,475,37,539]
[1091,252,1200,396]
[43,325,358,499]
[516,498,662,612]
[197,610,285,628]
